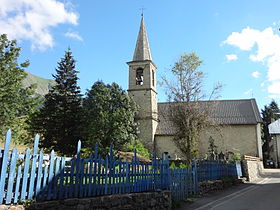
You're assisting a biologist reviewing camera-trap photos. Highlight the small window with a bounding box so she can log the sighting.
[136,68,144,85]
[152,70,155,86]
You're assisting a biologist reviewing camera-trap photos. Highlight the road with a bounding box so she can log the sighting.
[179,169,280,210]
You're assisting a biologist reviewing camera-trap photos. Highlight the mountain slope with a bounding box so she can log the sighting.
[22,72,55,96]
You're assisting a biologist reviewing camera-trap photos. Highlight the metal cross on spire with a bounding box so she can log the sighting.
[140,7,146,17]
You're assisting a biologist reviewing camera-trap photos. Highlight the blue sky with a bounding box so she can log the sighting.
[1,0,280,109]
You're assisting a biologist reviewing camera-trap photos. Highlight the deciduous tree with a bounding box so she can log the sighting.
[0,34,38,143]
[161,52,222,162]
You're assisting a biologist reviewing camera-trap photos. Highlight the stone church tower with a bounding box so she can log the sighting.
[127,16,158,152]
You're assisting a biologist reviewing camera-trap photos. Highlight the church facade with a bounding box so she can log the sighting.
[127,16,263,159]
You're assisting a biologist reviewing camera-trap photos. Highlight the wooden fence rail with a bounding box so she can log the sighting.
[0,130,242,204]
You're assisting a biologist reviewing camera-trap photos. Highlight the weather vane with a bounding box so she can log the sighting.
[140,7,146,17]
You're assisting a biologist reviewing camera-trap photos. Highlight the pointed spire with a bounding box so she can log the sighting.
[133,16,152,61]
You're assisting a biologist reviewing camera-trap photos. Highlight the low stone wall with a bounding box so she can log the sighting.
[0,205,24,210]
[0,191,171,210]
[199,178,242,195]
[242,160,264,182]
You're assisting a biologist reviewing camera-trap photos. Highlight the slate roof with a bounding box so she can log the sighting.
[132,16,152,61]
[156,99,262,135]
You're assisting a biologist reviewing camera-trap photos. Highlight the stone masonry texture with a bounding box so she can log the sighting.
[0,191,171,210]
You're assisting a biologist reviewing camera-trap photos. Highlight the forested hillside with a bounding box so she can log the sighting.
[22,72,55,96]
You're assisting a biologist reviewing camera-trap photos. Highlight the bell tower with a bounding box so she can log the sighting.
[127,16,158,152]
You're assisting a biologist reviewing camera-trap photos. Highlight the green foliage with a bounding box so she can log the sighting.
[18,199,36,207]
[161,52,222,163]
[261,100,280,160]
[169,162,188,169]
[229,152,241,162]
[30,49,82,155]
[208,136,218,160]
[0,34,38,143]
[82,81,138,157]
[124,140,150,158]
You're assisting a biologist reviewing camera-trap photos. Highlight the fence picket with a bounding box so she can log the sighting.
[47,150,55,200]
[79,159,84,198]
[28,135,39,199]
[6,148,18,204]
[14,165,22,203]
[58,157,65,199]
[20,148,31,201]
[41,165,48,201]
[69,159,75,198]
[97,155,102,196]
[0,130,11,203]
[36,150,44,199]
[53,157,61,199]
[75,140,81,198]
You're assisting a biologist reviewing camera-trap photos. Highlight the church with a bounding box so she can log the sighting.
[127,16,263,160]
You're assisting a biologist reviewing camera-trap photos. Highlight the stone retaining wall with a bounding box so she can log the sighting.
[199,178,242,194]
[0,191,171,210]
[242,160,264,182]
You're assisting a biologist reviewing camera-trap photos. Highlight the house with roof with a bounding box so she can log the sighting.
[127,16,263,159]
[268,120,280,167]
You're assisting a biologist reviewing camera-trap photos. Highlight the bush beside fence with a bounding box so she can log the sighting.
[0,130,242,205]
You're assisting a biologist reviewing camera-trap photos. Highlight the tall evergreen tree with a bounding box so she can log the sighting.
[82,81,138,157]
[31,49,82,155]
[0,34,38,142]
[261,100,280,161]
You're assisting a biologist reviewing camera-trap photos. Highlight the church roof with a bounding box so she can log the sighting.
[156,99,263,135]
[132,16,152,61]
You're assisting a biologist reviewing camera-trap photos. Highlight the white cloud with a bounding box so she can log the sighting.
[224,26,280,97]
[64,31,83,41]
[260,82,265,87]
[226,54,238,61]
[268,82,280,94]
[244,89,253,95]
[0,0,79,50]
[252,71,260,78]
[269,95,280,99]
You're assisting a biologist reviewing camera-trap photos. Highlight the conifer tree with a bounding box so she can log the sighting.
[82,81,138,157]
[31,49,82,155]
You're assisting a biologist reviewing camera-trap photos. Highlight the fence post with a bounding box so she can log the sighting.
[193,161,198,194]
[236,161,242,177]
[75,140,81,198]
[93,143,98,196]
[0,129,11,204]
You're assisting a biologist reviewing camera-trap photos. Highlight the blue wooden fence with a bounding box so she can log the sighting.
[0,130,170,204]
[0,130,242,204]
[168,161,242,201]
[196,160,242,182]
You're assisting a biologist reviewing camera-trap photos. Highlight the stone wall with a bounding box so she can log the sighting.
[242,160,264,182]
[155,124,260,160]
[199,178,243,195]
[0,191,171,210]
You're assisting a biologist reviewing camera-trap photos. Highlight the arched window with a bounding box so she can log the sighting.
[136,68,144,85]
